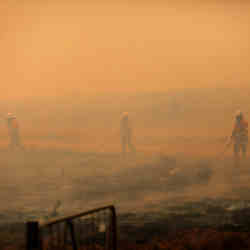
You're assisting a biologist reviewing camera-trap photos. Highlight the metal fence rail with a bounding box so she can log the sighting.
[26,205,117,250]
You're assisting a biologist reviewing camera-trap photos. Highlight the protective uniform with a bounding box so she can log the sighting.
[231,111,248,165]
[120,112,135,155]
[7,113,21,149]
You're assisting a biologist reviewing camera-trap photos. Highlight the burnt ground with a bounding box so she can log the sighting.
[118,198,250,241]
[2,200,250,250]
[0,149,250,249]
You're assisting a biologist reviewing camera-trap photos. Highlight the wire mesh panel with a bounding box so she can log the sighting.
[41,222,74,250]
[27,205,117,250]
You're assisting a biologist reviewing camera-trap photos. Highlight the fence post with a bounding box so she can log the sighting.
[111,206,117,250]
[67,220,78,250]
[26,221,40,250]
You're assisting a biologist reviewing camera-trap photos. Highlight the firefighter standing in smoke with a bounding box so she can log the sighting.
[231,111,248,165]
[6,113,21,149]
[120,112,135,155]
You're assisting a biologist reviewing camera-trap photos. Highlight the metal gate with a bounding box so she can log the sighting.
[26,205,117,250]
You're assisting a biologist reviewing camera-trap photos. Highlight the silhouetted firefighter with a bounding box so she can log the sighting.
[6,113,22,149]
[120,112,135,156]
[231,111,248,166]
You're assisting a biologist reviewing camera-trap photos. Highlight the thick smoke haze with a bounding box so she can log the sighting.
[1,3,250,240]
[0,1,249,98]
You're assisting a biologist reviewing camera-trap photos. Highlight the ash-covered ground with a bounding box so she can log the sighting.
[1,146,250,249]
[0,147,249,221]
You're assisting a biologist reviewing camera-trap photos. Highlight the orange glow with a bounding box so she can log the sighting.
[0,1,249,98]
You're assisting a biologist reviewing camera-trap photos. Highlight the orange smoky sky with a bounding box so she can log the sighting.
[0,1,250,98]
